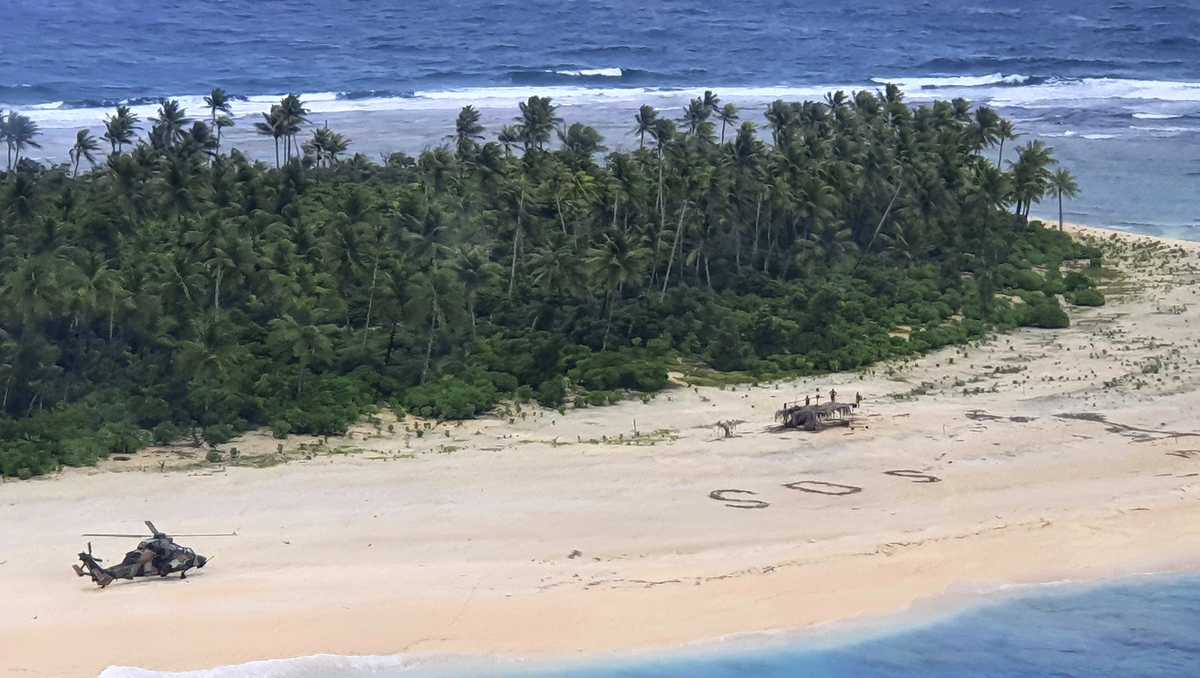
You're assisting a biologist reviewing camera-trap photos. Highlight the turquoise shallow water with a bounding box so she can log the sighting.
[103,574,1200,677]
[543,575,1200,678]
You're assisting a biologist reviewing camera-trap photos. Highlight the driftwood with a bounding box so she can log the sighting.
[774,402,857,431]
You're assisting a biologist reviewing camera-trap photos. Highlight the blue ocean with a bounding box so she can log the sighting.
[5,0,1200,237]
[103,575,1200,677]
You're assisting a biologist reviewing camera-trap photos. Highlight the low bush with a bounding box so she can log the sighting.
[1071,288,1106,306]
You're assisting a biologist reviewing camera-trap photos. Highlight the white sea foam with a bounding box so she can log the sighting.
[554,67,624,78]
[871,73,1030,89]
[986,77,1200,108]
[11,76,1200,131]
[1130,125,1193,136]
[99,653,428,678]
[1080,133,1118,140]
[1132,112,1184,119]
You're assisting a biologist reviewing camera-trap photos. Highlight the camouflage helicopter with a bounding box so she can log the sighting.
[74,521,235,588]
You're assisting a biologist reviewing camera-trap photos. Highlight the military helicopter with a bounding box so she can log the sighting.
[74,521,235,588]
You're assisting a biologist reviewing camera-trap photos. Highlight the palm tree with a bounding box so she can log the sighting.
[455,246,500,337]
[765,100,796,148]
[278,93,309,161]
[632,105,658,150]
[1011,140,1056,218]
[680,97,711,137]
[203,88,234,154]
[1048,168,1079,230]
[181,121,219,159]
[587,230,648,349]
[102,105,140,154]
[254,107,286,167]
[68,129,101,176]
[303,125,350,167]
[995,118,1016,167]
[557,123,605,164]
[149,100,190,149]
[514,96,560,152]
[970,106,1000,153]
[266,307,335,397]
[451,105,485,158]
[497,125,521,157]
[717,103,739,143]
[1,111,42,170]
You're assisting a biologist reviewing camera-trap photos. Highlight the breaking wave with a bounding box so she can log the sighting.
[1132,112,1184,119]
[9,76,1200,131]
[870,73,1032,89]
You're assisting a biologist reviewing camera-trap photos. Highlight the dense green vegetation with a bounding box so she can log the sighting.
[0,86,1100,478]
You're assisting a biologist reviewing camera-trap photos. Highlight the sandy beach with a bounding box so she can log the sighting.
[3,224,1200,677]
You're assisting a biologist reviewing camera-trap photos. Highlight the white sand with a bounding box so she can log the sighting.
[3,224,1200,677]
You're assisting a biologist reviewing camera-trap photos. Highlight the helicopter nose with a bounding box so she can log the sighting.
[196,555,208,568]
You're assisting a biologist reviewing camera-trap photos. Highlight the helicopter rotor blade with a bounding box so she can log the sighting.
[168,532,238,537]
[82,533,151,538]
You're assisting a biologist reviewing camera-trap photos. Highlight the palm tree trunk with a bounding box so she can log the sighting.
[508,191,524,298]
[555,192,568,237]
[734,219,742,273]
[213,263,222,321]
[1058,189,1064,230]
[660,204,688,301]
[601,290,615,351]
[650,153,667,287]
[109,289,115,341]
[420,310,437,384]
[385,321,398,365]
[362,253,380,347]
[996,139,1005,167]
[763,218,774,274]
[752,192,763,263]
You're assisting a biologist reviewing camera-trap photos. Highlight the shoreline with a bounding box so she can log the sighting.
[5,223,1200,676]
[97,569,1200,677]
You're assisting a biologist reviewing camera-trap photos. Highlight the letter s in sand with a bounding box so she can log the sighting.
[709,489,770,509]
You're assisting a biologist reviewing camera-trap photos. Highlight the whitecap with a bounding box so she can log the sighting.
[1130,125,1192,133]
[1080,133,1117,140]
[870,73,1029,89]
[554,67,624,78]
[1132,112,1183,119]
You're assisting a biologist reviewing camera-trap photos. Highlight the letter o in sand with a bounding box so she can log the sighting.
[709,489,770,509]
[783,481,863,496]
